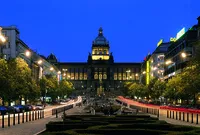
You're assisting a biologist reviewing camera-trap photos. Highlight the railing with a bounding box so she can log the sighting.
[0,110,44,128]
[166,109,199,124]
[52,97,83,118]
[52,105,73,118]
[117,96,200,125]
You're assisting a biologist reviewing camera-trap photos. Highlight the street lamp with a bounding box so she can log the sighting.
[0,27,6,58]
[165,60,173,65]
[57,71,61,74]
[0,27,6,43]
[181,52,192,58]
[181,52,187,58]
[25,51,31,57]
[50,67,54,71]
[19,50,31,57]
[37,60,43,65]
[153,67,157,71]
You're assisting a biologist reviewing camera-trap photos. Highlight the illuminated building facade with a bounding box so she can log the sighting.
[51,27,141,92]
[1,26,59,82]
[149,41,171,81]
[164,25,198,80]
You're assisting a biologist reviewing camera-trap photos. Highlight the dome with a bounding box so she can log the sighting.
[47,53,57,63]
[93,27,109,45]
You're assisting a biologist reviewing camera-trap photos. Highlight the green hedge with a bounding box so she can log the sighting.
[74,129,168,135]
[42,115,200,135]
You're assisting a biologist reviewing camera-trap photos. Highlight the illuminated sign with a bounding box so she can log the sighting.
[157,39,163,47]
[170,37,176,42]
[176,27,185,40]
[146,60,150,85]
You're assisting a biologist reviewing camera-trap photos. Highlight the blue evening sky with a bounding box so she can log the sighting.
[1,0,200,62]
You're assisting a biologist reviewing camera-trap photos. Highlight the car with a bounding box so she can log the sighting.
[6,106,20,113]
[25,105,36,111]
[65,98,71,102]
[13,105,25,113]
[0,106,8,115]
[31,105,37,110]
[35,104,44,110]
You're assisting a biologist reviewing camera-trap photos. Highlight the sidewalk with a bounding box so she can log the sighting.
[0,99,83,135]
[0,115,60,135]
[0,106,84,135]
[143,112,200,128]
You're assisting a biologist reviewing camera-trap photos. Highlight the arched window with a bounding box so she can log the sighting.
[94,74,98,79]
[99,74,102,80]
[103,74,107,79]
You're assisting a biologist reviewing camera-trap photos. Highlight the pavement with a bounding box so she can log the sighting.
[0,115,60,135]
[150,114,200,127]
[0,98,83,135]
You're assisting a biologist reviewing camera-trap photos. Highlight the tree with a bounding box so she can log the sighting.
[151,79,166,101]
[0,58,34,105]
[39,76,49,103]
[27,79,40,103]
[147,77,157,100]
[45,74,59,101]
[124,82,148,100]
[58,79,74,99]
[8,58,32,105]
[179,66,200,105]
[0,59,9,105]
[164,75,186,104]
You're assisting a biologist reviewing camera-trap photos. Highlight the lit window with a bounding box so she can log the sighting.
[79,73,83,80]
[94,74,98,79]
[84,73,87,80]
[71,73,74,80]
[114,73,117,80]
[99,74,102,80]
[118,73,122,80]
[103,74,107,79]
[123,73,126,80]
[75,73,78,80]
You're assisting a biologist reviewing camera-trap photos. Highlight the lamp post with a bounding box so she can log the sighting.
[165,60,176,73]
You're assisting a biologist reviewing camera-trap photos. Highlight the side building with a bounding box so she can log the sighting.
[140,41,170,85]
[164,23,198,80]
[149,41,171,81]
[0,26,59,81]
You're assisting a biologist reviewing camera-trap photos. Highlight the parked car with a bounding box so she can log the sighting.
[6,106,20,113]
[13,105,25,113]
[30,105,37,110]
[35,104,44,110]
[0,106,8,115]
[24,105,36,111]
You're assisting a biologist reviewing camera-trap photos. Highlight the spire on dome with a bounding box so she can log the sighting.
[98,27,103,36]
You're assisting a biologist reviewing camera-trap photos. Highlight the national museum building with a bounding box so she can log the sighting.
[48,27,141,92]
